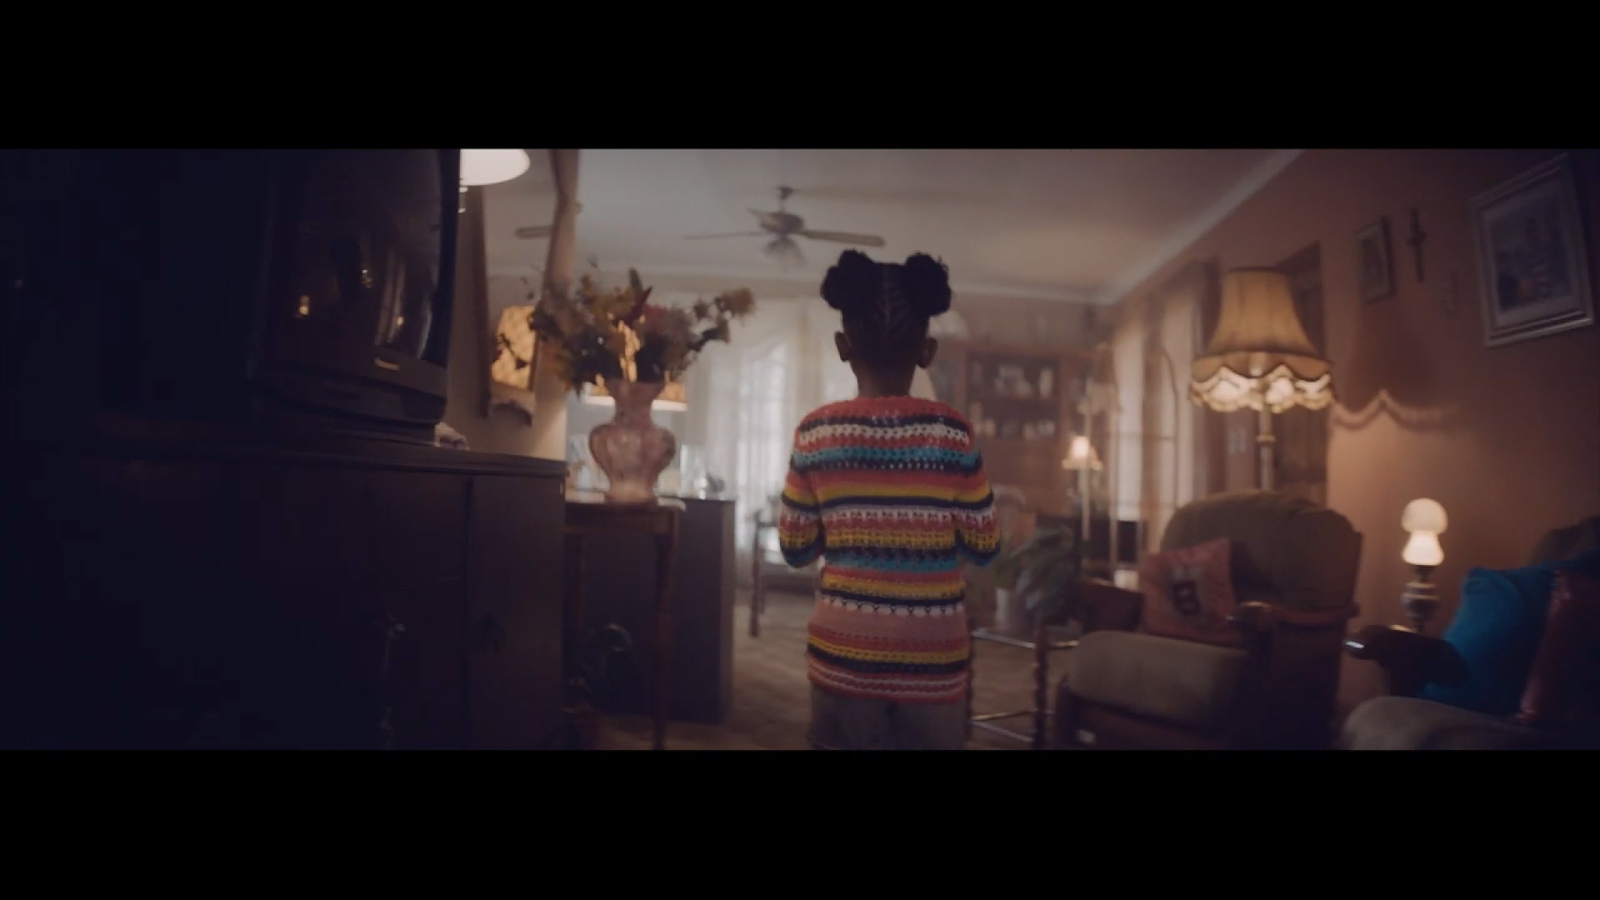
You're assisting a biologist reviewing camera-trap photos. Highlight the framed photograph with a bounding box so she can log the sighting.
[1356,218,1395,302]
[1472,154,1595,347]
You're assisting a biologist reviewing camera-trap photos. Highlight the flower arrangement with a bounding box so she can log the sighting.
[528,269,755,392]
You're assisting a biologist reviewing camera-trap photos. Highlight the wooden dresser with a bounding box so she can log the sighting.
[1,419,569,750]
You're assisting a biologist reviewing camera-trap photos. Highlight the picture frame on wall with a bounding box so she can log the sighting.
[1356,217,1394,302]
[1472,153,1595,347]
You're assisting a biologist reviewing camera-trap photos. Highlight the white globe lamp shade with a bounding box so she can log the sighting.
[1400,498,1447,568]
[1401,498,1448,535]
[460,149,531,187]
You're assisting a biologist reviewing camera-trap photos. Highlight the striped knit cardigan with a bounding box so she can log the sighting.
[778,395,1000,704]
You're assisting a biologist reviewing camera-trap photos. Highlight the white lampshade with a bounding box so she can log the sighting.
[1402,530,1444,567]
[1190,268,1334,414]
[1062,435,1101,470]
[460,149,531,187]
[1401,497,1448,535]
[1401,498,1447,567]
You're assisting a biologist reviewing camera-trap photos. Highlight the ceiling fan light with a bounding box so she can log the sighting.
[764,238,805,269]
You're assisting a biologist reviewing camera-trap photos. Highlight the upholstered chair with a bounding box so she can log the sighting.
[1053,491,1363,750]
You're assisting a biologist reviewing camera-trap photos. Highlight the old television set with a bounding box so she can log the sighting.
[15,149,462,444]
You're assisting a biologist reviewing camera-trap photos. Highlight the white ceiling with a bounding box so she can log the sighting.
[480,149,1302,306]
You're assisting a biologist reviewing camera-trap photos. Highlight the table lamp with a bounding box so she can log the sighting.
[1400,498,1447,634]
[458,149,532,213]
[460,149,531,186]
[1189,268,1333,491]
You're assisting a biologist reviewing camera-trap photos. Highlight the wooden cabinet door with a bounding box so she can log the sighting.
[234,464,469,749]
[464,473,565,749]
[3,453,242,748]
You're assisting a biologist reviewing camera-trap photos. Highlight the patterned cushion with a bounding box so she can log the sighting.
[1138,538,1242,647]
[1516,570,1600,731]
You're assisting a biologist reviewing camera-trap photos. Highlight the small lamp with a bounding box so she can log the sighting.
[1063,435,1101,565]
[459,149,531,186]
[1400,498,1448,634]
[458,149,532,213]
[1189,268,1334,491]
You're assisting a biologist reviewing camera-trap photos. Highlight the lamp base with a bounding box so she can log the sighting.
[1402,580,1439,635]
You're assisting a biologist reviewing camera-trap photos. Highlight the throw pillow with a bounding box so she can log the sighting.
[1420,550,1600,717]
[1138,538,1241,647]
[1516,569,1600,731]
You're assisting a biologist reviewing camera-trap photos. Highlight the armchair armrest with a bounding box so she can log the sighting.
[1344,624,1468,697]
[1078,579,1142,633]
[1228,602,1360,632]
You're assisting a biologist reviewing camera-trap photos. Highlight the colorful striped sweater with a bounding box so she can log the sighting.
[778,395,1000,704]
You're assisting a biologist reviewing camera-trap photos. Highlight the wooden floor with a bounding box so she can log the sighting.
[595,588,1055,751]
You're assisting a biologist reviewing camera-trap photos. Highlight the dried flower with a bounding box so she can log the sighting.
[716,288,755,317]
[526,270,756,395]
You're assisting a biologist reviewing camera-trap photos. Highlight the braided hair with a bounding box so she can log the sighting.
[821,249,952,367]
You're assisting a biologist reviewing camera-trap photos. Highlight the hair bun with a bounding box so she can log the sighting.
[901,253,952,318]
[821,249,881,313]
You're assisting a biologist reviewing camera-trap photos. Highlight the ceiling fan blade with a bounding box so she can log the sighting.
[798,230,886,248]
[683,232,767,240]
[515,225,553,239]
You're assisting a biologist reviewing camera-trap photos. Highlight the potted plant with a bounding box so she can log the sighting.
[990,524,1086,639]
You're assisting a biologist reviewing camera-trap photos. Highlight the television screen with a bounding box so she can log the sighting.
[273,150,450,371]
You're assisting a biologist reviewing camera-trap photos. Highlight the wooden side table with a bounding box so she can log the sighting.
[967,621,1079,751]
[563,496,683,751]
[749,510,775,637]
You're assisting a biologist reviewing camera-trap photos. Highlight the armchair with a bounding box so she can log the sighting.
[1340,515,1600,750]
[1053,491,1363,750]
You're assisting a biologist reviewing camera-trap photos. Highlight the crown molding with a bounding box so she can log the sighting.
[1089,149,1305,307]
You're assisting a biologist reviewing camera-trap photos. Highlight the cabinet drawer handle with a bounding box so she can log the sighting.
[471,614,508,653]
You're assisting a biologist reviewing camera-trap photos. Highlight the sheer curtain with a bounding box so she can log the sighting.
[683,296,853,554]
[1111,283,1201,558]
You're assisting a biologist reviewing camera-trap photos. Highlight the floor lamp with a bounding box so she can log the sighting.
[1188,268,1333,492]
[1077,343,1122,576]
[1062,434,1101,568]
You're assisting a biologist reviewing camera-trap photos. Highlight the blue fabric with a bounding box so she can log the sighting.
[1421,550,1600,716]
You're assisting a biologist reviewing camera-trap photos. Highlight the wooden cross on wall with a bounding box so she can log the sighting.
[1407,208,1427,283]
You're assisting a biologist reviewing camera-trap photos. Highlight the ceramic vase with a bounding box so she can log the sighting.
[589,380,677,505]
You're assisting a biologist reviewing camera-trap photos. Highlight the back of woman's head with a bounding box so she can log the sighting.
[821,249,952,367]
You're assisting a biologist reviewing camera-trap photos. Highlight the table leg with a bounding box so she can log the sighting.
[750,522,763,637]
[564,533,586,659]
[965,643,975,744]
[1032,618,1049,751]
[563,532,597,750]
[653,521,679,751]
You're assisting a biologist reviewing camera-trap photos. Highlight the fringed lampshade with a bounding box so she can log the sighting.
[1190,268,1333,414]
[1189,267,1333,491]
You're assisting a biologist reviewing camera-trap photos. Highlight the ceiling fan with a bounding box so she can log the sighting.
[683,186,886,269]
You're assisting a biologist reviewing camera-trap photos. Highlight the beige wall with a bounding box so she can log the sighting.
[1111,149,1600,715]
